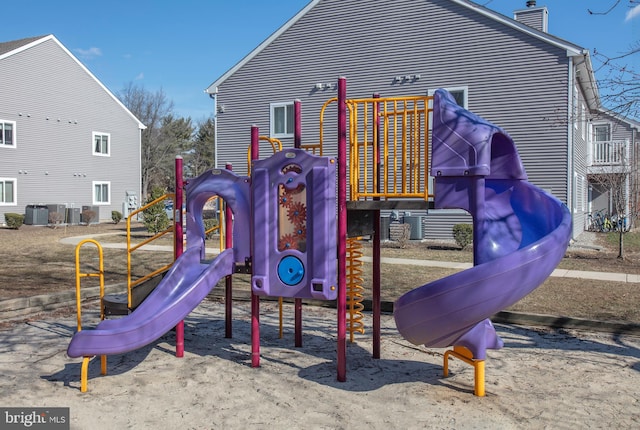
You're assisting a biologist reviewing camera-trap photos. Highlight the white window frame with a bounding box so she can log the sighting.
[92,131,110,156]
[428,86,468,108]
[93,181,111,205]
[1,120,16,148]
[0,177,17,205]
[270,102,294,138]
[593,123,611,142]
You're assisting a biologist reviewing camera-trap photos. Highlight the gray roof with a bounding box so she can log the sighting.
[0,34,145,129]
[0,35,49,56]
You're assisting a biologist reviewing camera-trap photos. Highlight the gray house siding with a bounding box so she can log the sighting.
[211,0,588,239]
[570,82,591,237]
[0,36,142,224]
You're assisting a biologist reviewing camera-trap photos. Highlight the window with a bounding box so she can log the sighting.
[448,89,468,108]
[93,181,110,204]
[0,178,16,205]
[1,121,16,148]
[93,132,110,156]
[428,86,468,108]
[270,103,294,137]
[593,124,611,142]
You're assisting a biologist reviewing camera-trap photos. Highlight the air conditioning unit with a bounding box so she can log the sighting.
[81,205,100,224]
[24,205,49,225]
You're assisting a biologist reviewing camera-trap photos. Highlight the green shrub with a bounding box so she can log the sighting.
[142,186,171,234]
[5,213,24,230]
[111,210,123,224]
[453,223,473,250]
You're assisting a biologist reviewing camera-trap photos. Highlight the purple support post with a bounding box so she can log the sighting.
[372,93,381,359]
[174,155,185,357]
[337,77,347,382]
[294,99,303,347]
[250,125,261,368]
[225,163,234,338]
[294,99,302,149]
[472,176,486,266]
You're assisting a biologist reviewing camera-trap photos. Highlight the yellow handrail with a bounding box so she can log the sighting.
[74,239,105,331]
[300,97,337,155]
[247,136,282,174]
[74,238,106,392]
[126,193,176,308]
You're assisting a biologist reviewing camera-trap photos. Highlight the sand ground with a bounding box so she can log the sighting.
[1,299,639,429]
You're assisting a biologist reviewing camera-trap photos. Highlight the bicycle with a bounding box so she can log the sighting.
[610,214,630,232]
[587,210,612,232]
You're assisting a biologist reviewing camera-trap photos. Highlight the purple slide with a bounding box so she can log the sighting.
[394,90,572,359]
[67,248,235,357]
[67,167,250,358]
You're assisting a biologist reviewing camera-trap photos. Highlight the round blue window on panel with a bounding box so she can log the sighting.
[278,255,305,286]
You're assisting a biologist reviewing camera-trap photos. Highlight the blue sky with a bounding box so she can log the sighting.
[2,0,638,121]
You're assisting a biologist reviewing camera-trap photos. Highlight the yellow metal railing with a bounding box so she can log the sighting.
[74,239,105,330]
[348,95,432,201]
[312,95,433,201]
[126,193,176,308]
[300,97,337,155]
[73,239,106,392]
[247,136,282,174]
[124,194,221,308]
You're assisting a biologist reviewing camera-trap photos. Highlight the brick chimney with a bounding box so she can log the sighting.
[514,1,549,32]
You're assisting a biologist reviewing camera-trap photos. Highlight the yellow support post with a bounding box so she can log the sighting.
[443,345,486,397]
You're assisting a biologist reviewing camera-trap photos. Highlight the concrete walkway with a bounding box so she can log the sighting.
[2,232,639,334]
[59,232,640,283]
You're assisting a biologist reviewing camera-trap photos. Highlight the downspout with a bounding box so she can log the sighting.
[567,55,575,239]
[209,90,219,169]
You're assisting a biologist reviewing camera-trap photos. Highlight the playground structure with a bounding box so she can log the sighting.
[67,77,572,395]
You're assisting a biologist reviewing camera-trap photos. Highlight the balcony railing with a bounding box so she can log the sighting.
[591,140,629,166]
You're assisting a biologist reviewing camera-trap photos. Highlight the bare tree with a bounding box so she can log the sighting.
[588,143,637,259]
[584,1,640,260]
[587,0,640,120]
[118,83,174,199]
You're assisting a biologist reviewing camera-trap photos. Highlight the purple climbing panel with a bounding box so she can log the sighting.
[251,149,337,300]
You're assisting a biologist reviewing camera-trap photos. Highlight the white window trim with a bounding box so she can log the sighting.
[1,120,17,149]
[592,122,612,141]
[92,181,111,205]
[92,131,110,156]
[428,86,469,108]
[0,177,17,205]
[270,102,294,138]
